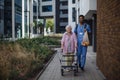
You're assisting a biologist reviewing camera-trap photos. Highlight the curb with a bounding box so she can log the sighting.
[35,50,57,80]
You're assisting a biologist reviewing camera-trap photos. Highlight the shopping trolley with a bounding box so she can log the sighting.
[58,50,78,76]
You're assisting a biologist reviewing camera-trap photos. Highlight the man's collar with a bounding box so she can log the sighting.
[78,23,86,26]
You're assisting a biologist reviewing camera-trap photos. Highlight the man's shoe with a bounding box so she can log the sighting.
[79,64,81,68]
[80,67,84,71]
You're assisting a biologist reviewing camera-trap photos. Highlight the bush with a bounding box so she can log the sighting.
[0,37,60,80]
[0,43,35,80]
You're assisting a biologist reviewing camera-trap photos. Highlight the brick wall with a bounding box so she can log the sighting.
[97,0,120,80]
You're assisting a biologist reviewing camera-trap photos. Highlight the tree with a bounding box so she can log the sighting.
[38,21,43,34]
[46,20,54,32]
[33,20,43,34]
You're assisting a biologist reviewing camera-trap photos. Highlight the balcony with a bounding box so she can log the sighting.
[60,5,68,10]
[60,14,68,18]
[60,22,68,26]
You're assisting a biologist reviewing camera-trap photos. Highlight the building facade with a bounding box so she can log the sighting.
[0,0,4,36]
[39,0,56,33]
[0,0,34,40]
[40,0,55,17]
[97,0,120,80]
[68,0,76,32]
[55,0,68,33]
[33,0,39,34]
[0,0,57,39]
[69,0,97,29]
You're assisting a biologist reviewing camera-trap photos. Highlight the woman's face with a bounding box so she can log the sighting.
[66,27,72,33]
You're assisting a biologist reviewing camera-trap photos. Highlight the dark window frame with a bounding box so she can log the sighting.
[42,5,52,12]
[42,0,52,2]
[72,0,75,4]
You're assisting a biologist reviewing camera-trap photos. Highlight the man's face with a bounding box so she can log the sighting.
[79,17,84,23]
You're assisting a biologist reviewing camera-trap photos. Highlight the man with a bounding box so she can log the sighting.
[74,15,91,71]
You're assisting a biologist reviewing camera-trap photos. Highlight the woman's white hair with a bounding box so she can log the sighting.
[65,25,72,30]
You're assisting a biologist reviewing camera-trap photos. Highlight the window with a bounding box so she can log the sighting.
[15,0,22,38]
[60,1,68,6]
[60,10,68,14]
[72,0,75,4]
[4,0,12,37]
[15,0,22,6]
[42,0,52,2]
[72,8,76,22]
[60,18,68,22]
[0,11,2,19]
[33,6,37,13]
[42,5,52,12]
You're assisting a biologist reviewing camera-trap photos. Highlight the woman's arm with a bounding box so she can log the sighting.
[73,33,77,48]
[61,33,65,49]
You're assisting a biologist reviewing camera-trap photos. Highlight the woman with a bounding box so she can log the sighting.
[61,25,77,71]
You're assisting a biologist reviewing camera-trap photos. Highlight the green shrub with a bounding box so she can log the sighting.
[0,36,60,80]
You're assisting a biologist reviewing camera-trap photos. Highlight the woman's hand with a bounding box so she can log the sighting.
[75,45,77,49]
[60,48,63,53]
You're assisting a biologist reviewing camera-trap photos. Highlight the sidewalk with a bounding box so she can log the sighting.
[38,46,106,80]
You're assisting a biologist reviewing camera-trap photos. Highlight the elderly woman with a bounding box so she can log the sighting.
[61,25,77,71]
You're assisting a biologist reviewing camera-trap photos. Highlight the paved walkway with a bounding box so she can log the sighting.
[38,46,106,80]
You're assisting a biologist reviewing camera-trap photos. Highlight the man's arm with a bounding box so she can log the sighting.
[84,24,91,33]
[61,33,65,49]
[86,24,91,33]
[74,24,78,35]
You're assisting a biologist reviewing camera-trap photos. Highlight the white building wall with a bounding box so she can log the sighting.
[68,0,76,32]
[53,0,56,33]
[21,0,34,38]
[27,0,30,37]
[74,0,97,23]
[22,0,25,38]
[12,0,15,40]
[39,0,55,33]
[30,0,34,38]
[90,0,97,10]
[76,0,79,24]
[40,0,55,17]
[79,0,96,15]
[79,0,90,16]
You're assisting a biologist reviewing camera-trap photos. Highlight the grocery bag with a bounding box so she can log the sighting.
[82,31,90,46]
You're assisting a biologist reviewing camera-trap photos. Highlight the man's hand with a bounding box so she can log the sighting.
[84,29,87,32]
[82,42,89,46]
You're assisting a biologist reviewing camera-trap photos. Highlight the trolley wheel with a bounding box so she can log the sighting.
[76,65,78,72]
[75,63,78,73]
[61,69,64,76]
[74,69,77,76]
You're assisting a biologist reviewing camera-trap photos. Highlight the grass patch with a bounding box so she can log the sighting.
[0,37,60,80]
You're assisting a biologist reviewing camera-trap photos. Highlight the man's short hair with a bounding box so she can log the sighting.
[79,15,84,19]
